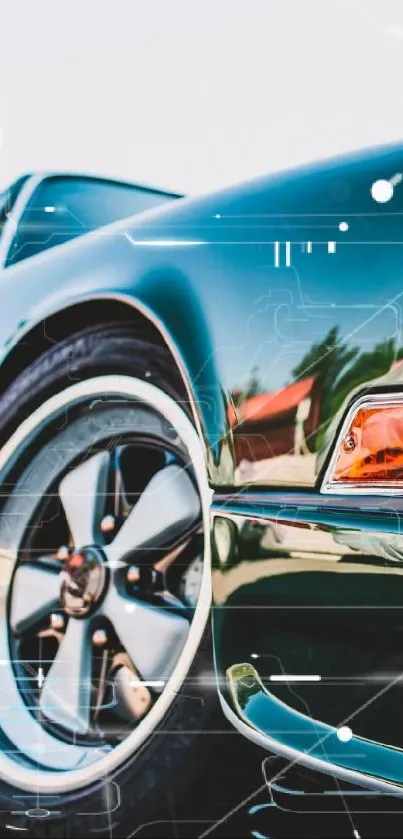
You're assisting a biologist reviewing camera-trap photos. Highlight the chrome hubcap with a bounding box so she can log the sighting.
[60,546,107,617]
[0,375,210,793]
[9,450,200,737]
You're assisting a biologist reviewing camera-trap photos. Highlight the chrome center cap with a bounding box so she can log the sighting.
[60,546,107,617]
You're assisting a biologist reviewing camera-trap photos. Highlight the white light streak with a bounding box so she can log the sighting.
[269,674,321,682]
[125,234,205,247]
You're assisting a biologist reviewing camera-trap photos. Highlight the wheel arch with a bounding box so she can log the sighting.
[0,292,232,482]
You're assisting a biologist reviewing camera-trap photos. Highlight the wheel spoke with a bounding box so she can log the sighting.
[106,464,200,565]
[10,563,60,634]
[103,586,189,685]
[59,451,110,546]
[40,618,92,734]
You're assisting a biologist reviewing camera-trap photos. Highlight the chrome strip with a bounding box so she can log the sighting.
[219,692,403,797]
[212,488,403,532]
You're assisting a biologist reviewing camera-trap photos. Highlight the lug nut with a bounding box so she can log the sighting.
[127,565,140,584]
[56,545,70,561]
[50,613,65,631]
[127,565,164,593]
[92,629,108,647]
[101,515,116,534]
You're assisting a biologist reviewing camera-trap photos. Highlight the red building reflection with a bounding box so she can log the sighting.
[231,375,320,465]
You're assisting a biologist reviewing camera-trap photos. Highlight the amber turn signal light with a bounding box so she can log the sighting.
[322,395,403,492]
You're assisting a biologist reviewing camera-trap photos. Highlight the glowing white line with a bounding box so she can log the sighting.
[285,241,291,266]
[129,680,165,688]
[125,234,205,247]
[274,241,279,267]
[269,674,321,682]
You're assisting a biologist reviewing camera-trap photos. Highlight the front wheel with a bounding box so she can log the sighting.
[0,325,213,837]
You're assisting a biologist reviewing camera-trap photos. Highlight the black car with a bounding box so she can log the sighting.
[0,145,401,837]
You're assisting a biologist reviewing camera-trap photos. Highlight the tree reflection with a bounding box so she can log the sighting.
[231,327,403,462]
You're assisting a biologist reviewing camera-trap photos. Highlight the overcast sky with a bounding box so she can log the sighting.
[0,0,403,195]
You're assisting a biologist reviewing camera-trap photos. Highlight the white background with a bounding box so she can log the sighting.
[0,0,402,194]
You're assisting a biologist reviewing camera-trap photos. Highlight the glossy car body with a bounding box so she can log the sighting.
[0,171,181,268]
[2,143,403,804]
